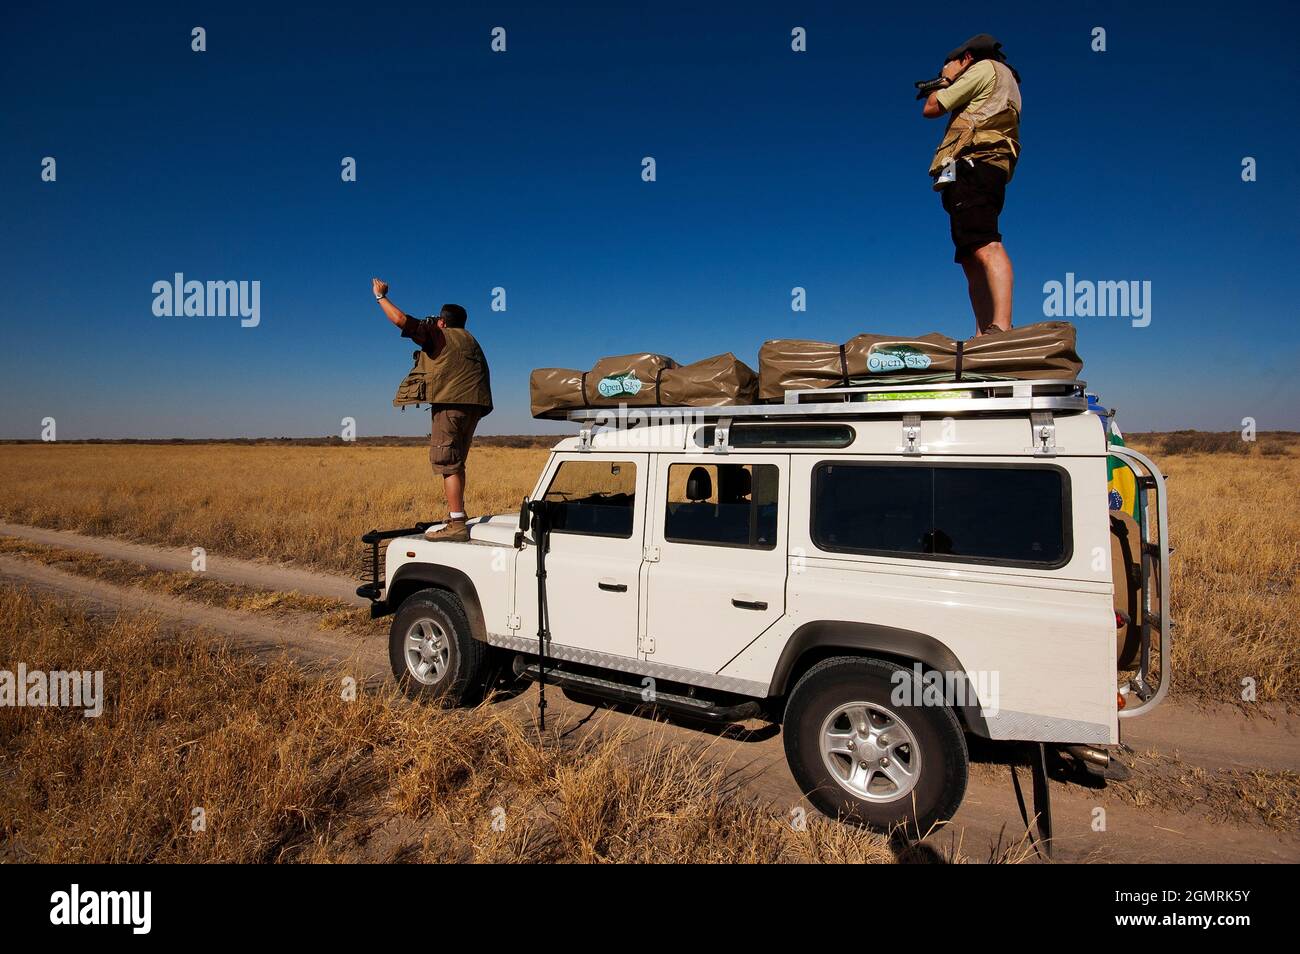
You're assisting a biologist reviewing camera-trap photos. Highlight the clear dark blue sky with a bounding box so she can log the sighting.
[2,1,1297,437]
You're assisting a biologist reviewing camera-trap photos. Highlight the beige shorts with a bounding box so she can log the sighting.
[429,407,482,477]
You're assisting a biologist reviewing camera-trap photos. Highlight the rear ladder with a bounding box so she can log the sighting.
[1108,445,1172,717]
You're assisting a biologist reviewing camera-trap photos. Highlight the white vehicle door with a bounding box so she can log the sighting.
[514,453,647,659]
[644,455,788,674]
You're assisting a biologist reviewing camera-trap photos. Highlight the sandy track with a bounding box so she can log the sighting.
[0,521,365,605]
[1,522,1297,863]
[0,555,385,677]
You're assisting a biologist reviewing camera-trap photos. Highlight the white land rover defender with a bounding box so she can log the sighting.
[358,379,1170,831]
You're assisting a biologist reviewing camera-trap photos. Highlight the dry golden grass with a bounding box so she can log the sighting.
[967,746,1300,832]
[0,435,1296,704]
[0,584,906,864]
[1153,444,1300,705]
[0,443,548,573]
[1103,750,1300,832]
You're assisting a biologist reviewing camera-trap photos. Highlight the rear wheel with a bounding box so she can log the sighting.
[783,656,968,833]
[388,589,488,706]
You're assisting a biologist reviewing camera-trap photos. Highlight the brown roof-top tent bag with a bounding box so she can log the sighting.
[757,322,1082,400]
[530,352,757,419]
[660,353,758,408]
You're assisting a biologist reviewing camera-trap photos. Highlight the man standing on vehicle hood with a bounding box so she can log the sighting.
[920,33,1022,336]
[372,278,493,542]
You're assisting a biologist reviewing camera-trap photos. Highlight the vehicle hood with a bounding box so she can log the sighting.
[468,513,520,546]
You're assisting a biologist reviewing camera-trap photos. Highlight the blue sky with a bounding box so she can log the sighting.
[2,1,1297,437]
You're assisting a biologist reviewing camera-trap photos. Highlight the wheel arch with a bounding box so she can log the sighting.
[769,620,991,737]
[387,563,488,643]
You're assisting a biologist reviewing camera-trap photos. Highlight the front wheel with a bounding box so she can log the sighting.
[783,656,968,833]
[388,589,488,706]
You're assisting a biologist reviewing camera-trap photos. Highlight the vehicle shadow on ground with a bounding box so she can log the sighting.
[486,678,1090,863]
[487,673,783,741]
[967,735,1109,790]
[551,690,783,742]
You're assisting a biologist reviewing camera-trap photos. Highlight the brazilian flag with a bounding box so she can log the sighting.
[1106,430,1141,524]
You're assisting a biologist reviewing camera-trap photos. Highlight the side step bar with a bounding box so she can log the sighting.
[512,657,761,725]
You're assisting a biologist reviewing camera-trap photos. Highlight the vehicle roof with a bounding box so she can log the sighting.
[544,380,1107,457]
[548,409,1108,457]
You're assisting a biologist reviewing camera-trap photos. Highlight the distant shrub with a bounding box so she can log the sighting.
[1129,431,1300,457]
[1158,432,1251,456]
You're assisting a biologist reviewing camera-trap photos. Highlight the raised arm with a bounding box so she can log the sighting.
[372,278,445,355]
[372,278,413,330]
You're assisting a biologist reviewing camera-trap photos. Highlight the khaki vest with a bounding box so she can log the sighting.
[393,327,493,414]
[929,60,1021,180]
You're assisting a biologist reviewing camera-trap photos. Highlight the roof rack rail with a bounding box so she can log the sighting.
[563,378,1088,423]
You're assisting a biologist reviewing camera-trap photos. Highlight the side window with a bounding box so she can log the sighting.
[664,463,779,549]
[542,460,637,538]
[814,464,930,555]
[696,423,854,448]
[932,467,1067,564]
[812,463,1069,567]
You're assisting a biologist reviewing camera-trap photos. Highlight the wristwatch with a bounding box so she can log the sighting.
[376,294,386,301]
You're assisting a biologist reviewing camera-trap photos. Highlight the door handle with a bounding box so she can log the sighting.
[597,580,628,592]
[731,597,768,611]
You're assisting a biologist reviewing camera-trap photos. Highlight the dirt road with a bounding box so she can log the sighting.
[1,521,1296,864]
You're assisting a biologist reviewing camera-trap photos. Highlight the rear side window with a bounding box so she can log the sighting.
[665,463,779,549]
[697,423,854,448]
[542,460,636,537]
[812,463,1070,567]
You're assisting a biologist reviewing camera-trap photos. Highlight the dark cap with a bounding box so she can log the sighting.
[945,33,1004,62]
[437,303,468,328]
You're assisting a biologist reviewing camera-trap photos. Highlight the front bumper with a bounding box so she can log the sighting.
[356,582,391,618]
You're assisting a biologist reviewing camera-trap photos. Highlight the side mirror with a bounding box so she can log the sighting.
[518,497,531,532]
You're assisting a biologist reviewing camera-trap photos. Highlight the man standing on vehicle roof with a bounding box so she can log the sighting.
[372,278,493,542]
[920,33,1022,336]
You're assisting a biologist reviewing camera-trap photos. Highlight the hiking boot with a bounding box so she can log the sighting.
[424,518,470,543]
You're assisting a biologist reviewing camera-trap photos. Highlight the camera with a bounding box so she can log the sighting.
[914,75,949,99]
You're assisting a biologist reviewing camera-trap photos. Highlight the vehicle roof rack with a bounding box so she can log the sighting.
[563,378,1088,423]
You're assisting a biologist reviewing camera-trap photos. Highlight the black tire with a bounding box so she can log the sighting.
[388,588,488,706]
[783,656,968,833]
